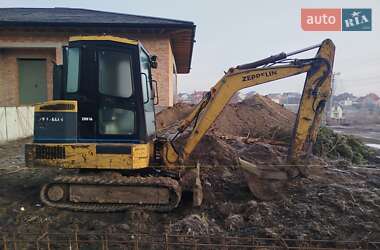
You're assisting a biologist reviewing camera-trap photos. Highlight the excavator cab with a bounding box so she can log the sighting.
[27,36,161,171]
[35,36,156,145]
[26,36,185,211]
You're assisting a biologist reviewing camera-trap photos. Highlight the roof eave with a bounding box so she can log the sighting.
[185,24,196,74]
[0,21,194,29]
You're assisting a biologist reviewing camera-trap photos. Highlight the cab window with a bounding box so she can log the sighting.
[98,107,135,135]
[140,48,156,136]
[66,47,80,93]
[98,50,133,98]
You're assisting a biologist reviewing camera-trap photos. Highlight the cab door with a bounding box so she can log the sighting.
[139,47,156,138]
[96,47,138,141]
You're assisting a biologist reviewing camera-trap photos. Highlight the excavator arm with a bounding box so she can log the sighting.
[162,39,335,167]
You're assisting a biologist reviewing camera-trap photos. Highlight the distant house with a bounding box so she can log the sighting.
[330,105,344,120]
[266,92,301,105]
[177,93,192,103]
[283,103,299,113]
[342,98,353,106]
[191,91,207,104]
[0,7,196,107]
[266,93,282,104]
[357,93,380,108]
[229,92,247,103]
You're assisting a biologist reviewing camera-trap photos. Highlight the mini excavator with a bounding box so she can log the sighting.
[25,36,335,212]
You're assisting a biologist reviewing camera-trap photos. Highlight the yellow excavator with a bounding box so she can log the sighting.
[25,35,335,212]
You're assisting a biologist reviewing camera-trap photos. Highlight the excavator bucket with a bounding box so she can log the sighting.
[239,158,293,201]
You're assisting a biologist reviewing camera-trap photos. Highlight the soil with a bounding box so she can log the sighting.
[0,94,379,243]
[210,95,296,139]
[157,94,296,141]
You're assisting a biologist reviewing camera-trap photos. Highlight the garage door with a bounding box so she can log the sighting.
[18,59,47,105]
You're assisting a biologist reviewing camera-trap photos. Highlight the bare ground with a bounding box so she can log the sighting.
[0,138,380,241]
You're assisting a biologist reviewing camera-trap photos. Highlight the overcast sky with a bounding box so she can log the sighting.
[1,0,379,96]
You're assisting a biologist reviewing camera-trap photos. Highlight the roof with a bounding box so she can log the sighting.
[0,8,196,73]
[358,93,380,102]
[0,8,194,26]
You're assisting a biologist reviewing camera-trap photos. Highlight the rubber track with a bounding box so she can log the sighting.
[40,175,181,212]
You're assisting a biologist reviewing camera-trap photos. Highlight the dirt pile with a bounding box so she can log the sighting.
[157,94,296,140]
[156,103,195,131]
[157,94,296,165]
[197,164,380,240]
[210,95,296,140]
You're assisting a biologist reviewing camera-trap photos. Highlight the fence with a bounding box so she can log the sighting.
[0,106,34,144]
[1,232,380,250]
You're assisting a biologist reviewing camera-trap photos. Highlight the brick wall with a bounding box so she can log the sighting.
[0,31,176,107]
[139,37,174,107]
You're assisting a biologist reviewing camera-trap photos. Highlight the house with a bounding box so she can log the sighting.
[177,92,192,103]
[330,105,344,120]
[357,93,380,109]
[190,91,207,104]
[283,104,299,113]
[342,98,353,106]
[266,93,281,104]
[0,7,196,107]
[282,92,301,105]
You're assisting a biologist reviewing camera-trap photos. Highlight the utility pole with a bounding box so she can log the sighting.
[324,72,340,125]
[330,72,340,111]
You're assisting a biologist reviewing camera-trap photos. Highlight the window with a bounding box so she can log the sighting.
[140,50,151,104]
[139,49,156,136]
[98,107,135,135]
[66,48,80,93]
[99,50,133,98]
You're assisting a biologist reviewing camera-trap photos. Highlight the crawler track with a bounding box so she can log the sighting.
[40,175,181,212]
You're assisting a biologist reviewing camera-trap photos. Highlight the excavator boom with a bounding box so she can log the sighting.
[162,39,335,199]
[163,39,335,166]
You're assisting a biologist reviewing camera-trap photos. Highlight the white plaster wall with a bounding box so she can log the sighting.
[0,106,34,144]
[0,107,7,142]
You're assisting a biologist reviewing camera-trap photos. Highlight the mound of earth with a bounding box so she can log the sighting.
[157,94,297,165]
[156,103,195,131]
[210,95,296,139]
[157,94,295,141]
